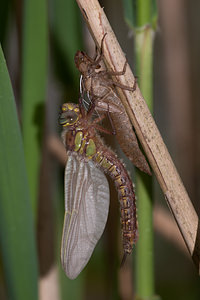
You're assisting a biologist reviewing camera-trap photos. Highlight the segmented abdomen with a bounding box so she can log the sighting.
[64,128,138,254]
[94,150,138,254]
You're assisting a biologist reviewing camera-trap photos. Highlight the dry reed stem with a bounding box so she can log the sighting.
[39,265,60,300]
[47,135,67,165]
[76,0,200,272]
[153,206,188,255]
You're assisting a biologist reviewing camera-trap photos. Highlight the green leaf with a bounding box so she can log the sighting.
[122,0,157,29]
[49,0,83,87]
[21,0,48,214]
[0,45,38,300]
[122,0,135,29]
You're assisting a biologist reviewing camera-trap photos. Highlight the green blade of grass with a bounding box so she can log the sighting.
[0,45,38,300]
[21,0,48,215]
[50,0,83,86]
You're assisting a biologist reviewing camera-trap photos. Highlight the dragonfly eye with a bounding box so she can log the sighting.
[59,110,78,126]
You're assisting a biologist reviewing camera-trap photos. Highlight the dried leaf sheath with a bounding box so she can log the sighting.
[75,48,151,175]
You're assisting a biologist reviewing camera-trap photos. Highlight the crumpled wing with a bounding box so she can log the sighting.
[61,155,110,279]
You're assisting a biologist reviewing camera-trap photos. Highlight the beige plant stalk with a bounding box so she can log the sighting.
[76,0,200,272]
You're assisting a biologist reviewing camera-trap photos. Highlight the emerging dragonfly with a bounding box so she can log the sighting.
[59,99,138,279]
[74,34,151,175]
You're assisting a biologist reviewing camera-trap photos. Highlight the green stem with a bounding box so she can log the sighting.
[122,2,156,296]
[134,1,155,298]
[21,0,48,215]
[137,0,152,27]
[135,171,154,298]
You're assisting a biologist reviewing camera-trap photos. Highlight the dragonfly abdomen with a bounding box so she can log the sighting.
[94,150,138,255]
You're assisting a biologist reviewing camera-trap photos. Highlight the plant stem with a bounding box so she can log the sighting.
[137,0,152,27]
[134,9,155,298]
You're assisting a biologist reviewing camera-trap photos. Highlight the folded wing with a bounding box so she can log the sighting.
[61,155,110,279]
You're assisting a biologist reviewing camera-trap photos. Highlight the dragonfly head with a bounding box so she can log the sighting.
[74,51,89,73]
[74,51,101,74]
[59,103,81,127]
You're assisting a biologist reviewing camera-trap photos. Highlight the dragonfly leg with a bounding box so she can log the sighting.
[98,74,137,92]
[78,97,88,117]
[91,114,105,124]
[105,60,137,92]
[92,33,107,67]
[111,79,137,92]
[93,124,113,135]
[86,97,99,119]
[90,114,114,135]
[93,45,98,61]
[106,60,128,76]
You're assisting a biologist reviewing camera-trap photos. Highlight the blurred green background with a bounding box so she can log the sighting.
[0,0,200,299]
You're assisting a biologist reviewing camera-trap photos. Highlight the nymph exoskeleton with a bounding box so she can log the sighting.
[74,34,151,175]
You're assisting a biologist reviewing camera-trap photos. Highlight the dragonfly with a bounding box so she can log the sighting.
[74,34,151,175]
[59,99,138,279]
